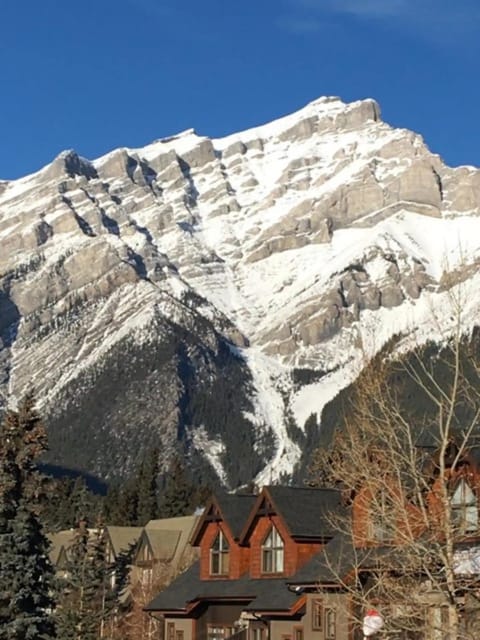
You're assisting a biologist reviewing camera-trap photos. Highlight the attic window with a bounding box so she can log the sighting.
[261,525,284,573]
[370,489,396,543]
[451,479,478,533]
[210,530,230,576]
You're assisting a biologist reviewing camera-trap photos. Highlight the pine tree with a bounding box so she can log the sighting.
[159,455,195,517]
[42,475,104,532]
[103,483,123,525]
[136,447,160,525]
[70,476,94,524]
[56,521,115,640]
[0,393,56,639]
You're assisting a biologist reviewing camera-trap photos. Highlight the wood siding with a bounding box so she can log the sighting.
[199,522,249,580]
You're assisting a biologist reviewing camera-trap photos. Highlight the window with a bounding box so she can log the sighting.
[176,632,184,640]
[261,525,284,573]
[370,490,396,543]
[294,627,303,640]
[312,600,323,631]
[167,623,175,640]
[430,606,450,640]
[251,626,265,640]
[141,567,153,586]
[210,530,230,575]
[208,626,234,640]
[451,479,478,533]
[325,608,336,640]
[141,542,152,563]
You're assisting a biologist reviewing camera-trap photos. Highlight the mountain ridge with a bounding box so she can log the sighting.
[1,96,480,488]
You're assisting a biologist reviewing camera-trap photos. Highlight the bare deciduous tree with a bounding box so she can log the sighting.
[310,302,480,640]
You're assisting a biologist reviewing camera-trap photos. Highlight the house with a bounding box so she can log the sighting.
[103,525,143,590]
[48,517,199,592]
[132,515,201,586]
[104,525,143,562]
[47,529,77,576]
[145,487,348,640]
[145,459,480,640]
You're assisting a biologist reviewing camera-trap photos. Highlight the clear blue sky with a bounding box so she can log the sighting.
[1,0,479,180]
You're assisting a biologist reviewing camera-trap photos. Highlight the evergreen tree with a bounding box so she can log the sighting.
[159,455,196,517]
[41,474,105,532]
[103,483,123,525]
[0,394,56,639]
[118,478,139,525]
[70,476,95,524]
[56,521,115,640]
[136,447,160,525]
[104,450,161,526]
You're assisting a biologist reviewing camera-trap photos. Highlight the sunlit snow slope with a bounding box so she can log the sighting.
[1,96,480,486]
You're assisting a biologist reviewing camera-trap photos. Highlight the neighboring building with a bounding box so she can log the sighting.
[48,517,200,592]
[132,515,201,586]
[47,529,76,576]
[104,525,143,564]
[104,525,143,591]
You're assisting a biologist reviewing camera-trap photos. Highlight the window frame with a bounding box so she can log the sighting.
[293,626,303,640]
[208,625,235,640]
[251,625,265,640]
[370,489,396,543]
[312,599,323,631]
[451,478,478,534]
[261,524,284,574]
[325,607,336,640]
[210,529,230,576]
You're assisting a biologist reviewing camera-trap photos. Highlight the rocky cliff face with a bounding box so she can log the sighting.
[1,96,480,487]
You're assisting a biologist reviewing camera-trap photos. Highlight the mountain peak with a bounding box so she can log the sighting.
[45,149,98,181]
[1,96,480,489]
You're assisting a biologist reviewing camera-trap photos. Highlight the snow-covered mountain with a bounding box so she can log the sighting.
[1,96,480,488]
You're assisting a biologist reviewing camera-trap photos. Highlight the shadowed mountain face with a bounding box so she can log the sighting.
[1,97,480,488]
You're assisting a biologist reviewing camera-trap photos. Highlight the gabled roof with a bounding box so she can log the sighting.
[143,529,181,561]
[48,530,76,566]
[216,494,258,540]
[190,494,257,545]
[145,561,300,614]
[240,486,344,542]
[140,515,200,567]
[105,526,142,557]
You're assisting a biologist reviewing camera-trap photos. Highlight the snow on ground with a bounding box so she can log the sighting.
[291,366,360,431]
[237,346,302,485]
[3,94,480,485]
[190,208,480,346]
[190,426,229,487]
[290,269,480,438]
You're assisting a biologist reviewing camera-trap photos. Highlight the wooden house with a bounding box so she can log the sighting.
[145,457,480,640]
[145,487,348,640]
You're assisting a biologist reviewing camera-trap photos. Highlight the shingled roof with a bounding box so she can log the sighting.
[141,515,200,568]
[287,532,358,585]
[47,530,76,566]
[216,494,258,540]
[145,529,181,561]
[145,561,300,614]
[190,494,257,545]
[105,526,142,558]
[240,486,344,542]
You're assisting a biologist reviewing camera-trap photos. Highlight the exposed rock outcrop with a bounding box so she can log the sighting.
[1,95,480,487]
